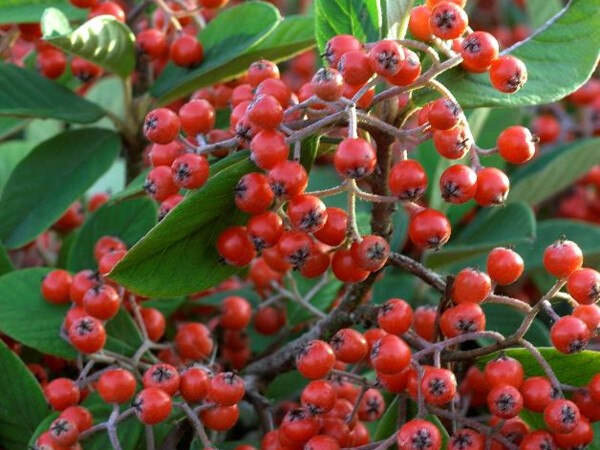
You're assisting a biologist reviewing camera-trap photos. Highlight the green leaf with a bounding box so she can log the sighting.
[143,296,187,318]
[0,129,120,249]
[384,0,415,39]
[425,202,536,271]
[315,0,382,54]
[299,134,322,174]
[43,9,136,78]
[0,117,27,140]
[0,268,144,359]
[0,62,105,123]
[0,268,76,358]
[417,0,600,108]
[150,2,280,103]
[0,340,49,450]
[509,138,600,205]
[111,168,150,203]
[67,198,157,272]
[478,348,600,387]
[527,0,563,28]
[481,304,550,347]
[0,0,86,25]
[266,371,308,401]
[110,153,256,297]
[0,140,34,197]
[78,76,126,131]
[287,275,342,326]
[373,396,399,440]
[0,243,14,277]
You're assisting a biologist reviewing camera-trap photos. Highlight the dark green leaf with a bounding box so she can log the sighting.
[110,153,256,297]
[315,0,382,54]
[151,2,280,103]
[416,0,600,108]
[143,296,187,318]
[0,62,105,122]
[67,198,157,272]
[111,168,150,203]
[0,117,27,139]
[425,202,536,271]
[373,396,399,440]
[299,134,322,174]
[0,268,76,358]
[0,0,86,25]
[43,9,136,78]
[0,340,49,450]
[104,308,144,357]
[266,371,308,401]
[0,243,14,277]
[481,304,550,347]
[509,138,600,205]
[0,129,120,249]
[478,348,600,386]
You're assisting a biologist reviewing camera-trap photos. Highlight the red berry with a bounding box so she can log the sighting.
[68,316,106,354]
[553,416,593,449]
[573,304,600,332]
[83,284,121,320]
[358,388,385,421]
[370,334,411,375]
[544,399,580,434]
[49,417,79,447]
[36,48,67,79]
[408,208,451,249]
[421,368,457,406]
[41,270,73,305]
[256,78,291,108]
[89,1,124,21]
[301,380,337,414]
[489,55,527,94]
[331,249,370,282]
[171,153,210,190]
[428,98,462,131]
[200,404,240,431]
[550,315,590,354]
[97,369,137,404]
[149,142,184,167]
[387,48,422,86]
[397,419,442,450]
[143,363,180,396]
[330,328,368,364]
[234,172,274,214]
[519,431,557,450]
[567,268,600,305]
[439,164,477,204]
[543,238,583,278]
[368,40,404,77]
[134,387,172,425]
[334,138,377,179]
[305,435,340,450]
[497,126,536,164]
[377,298,413,335]
[311,68,344,101]
[460,31,499,72]
[216,226,256,267]
[247,94,284,130]
[71,56,102,82]
[440,303,486,338]
[429,1,468,40]
[487,247,524,285]
[94,236,126,262]
[277,230,315,270]
[474,167,510,206]
[288,194,328,233]
[136,29,168,60]
[170,35,203,67]
[280,408,320,443]
[178,99,215,136]
[351,235,390,272]
[389,159,428,200]
[487,384,523,419]
[180,366,210,403]
[532,114,561,144]
[59,406,93,432]
[145,166,179,201]
[520,376,557,413]
[247,211,284,250]
[452,268,492,304]
[44,378,80,411]
[324,35,362,68]
[247,59,279,88]
[314,207,348,247]
[338,50,373,86]
[220,296,252,330]
[484,355,524,388]
[98,249,126,276]
[408,6,433,42]
[449,428,485,450]
[249,130,289,170]
[296,340,336,380]
[253,305,286,335]
[175,322,214,360]
[433,126,471,159]
[208,372,245,406]
[144,108,180,145]
[268,161,308,199]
